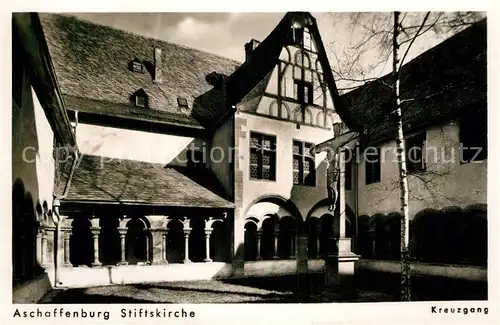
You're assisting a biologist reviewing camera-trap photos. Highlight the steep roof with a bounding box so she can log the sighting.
[58,155,234,208]
[39,13,240,131]
[226,12,352,125]
[341,19,487,144]
[12,13,77,149]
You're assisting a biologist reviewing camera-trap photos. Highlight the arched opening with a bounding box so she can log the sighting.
[12,180,39,284]
[319,214,334,257]
[125,218,149,265]
[166,219,184,263]
[370,213,388,259]
[278,216,296,259]
[210,220,228,262]
[461,206,487,266]
[307,218,320,258]
[99,216,120,265]
[385,212,402,260]
[261,216,277,260]
[356,215,372,257]
[411,208,442,263]
[70,216,93,267]
[189,217,206,263]
[244,221,258,261]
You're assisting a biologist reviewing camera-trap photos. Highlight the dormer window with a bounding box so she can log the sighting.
[132,88,149,108]
[177,97,188,109]
[130,58,144,73]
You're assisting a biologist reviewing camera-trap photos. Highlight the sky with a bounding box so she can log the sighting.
[69,12,474,90]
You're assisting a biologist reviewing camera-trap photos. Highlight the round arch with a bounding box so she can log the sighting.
[244,194,302,222]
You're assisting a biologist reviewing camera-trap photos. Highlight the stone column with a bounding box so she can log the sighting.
[91,229,102,267]
[161,231,168,264]
[41,229,48,267]
[36,228,43,266]
[118,228,128,265]
[289,233,295,259]
[145,234,151,265]
[272,230,279,259]
[339,150,346,239]
[204,229,213,262]
[63,230,72,267]
[183,228,191,263]
[256,231,262,261]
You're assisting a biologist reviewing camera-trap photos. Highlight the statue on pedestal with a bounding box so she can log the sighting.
[313,129,359,213]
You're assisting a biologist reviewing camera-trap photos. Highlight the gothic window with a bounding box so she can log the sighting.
[293,140,315,186]
[250,132,276,181]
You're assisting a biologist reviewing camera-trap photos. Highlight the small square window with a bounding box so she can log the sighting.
[136,96,146,107]
[177,97,188,108]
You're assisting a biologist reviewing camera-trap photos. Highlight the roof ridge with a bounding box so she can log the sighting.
[47,13,242,66]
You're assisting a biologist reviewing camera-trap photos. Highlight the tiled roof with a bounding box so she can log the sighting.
[39,13,240,130]
[61,155,234,208]
[63,95,204,129]
[341,19,487,144]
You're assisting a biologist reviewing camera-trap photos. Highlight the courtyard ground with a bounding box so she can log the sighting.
[39,278,396,304]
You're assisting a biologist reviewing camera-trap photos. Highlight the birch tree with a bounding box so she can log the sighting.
[328,11,485,301]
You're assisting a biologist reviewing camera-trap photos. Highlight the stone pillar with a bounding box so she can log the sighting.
[41,229,48,267]
[339,150,347,239]
[145,235,151,265]
[183,228,191,263]
[323,149,359,298]
[204,229,213,262]
[63,229,72,267]
[91,229,102,267]
[36,228,43,266]
[118,228,128,265]
[149,227,167,265]
[231,209,245,277]
[289,233,295,259]
[272,230,279,259]
[256,230,262,261]
[161,231,168,264]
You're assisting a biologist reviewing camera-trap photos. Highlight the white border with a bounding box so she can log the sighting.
[1,1,499,325]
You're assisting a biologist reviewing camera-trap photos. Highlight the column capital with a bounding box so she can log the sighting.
[204,229,213,236]
[118,227,128,236]
[183,228,192,236]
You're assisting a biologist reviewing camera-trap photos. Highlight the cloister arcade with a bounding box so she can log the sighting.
[36,214,230,268]
[243,197,356,261]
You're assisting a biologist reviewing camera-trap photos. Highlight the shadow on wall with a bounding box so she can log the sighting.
[12,179,45,287]
[355,204,487,266]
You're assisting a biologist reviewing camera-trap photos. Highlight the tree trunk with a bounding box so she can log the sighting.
[392,11,411,301]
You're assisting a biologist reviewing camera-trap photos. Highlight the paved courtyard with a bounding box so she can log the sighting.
[39,279,396,304]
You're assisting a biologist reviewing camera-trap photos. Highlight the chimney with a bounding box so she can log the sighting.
[154,48,162,83]
[244,39,261,62]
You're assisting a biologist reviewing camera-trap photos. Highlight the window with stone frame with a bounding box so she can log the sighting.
[365,147,381,185]
[405,132,426,174]
[459,102,487,164]
[293,140,316,186]
[250,132,276,181]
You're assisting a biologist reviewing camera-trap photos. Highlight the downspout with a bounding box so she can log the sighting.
[51,148,79,287]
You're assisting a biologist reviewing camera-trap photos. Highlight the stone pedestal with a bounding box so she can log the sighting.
[324,237,359,298]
